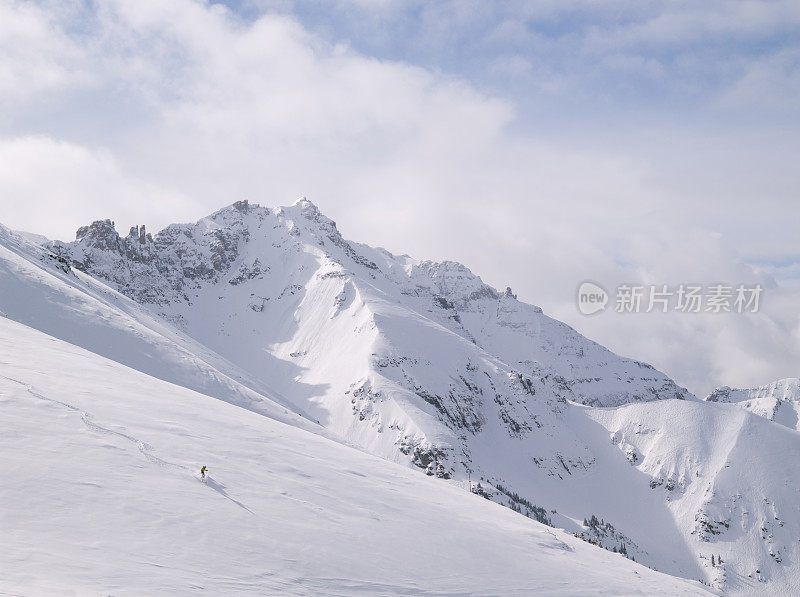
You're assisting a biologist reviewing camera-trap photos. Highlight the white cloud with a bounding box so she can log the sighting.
[0,0,89,110]
[719,47,800,110]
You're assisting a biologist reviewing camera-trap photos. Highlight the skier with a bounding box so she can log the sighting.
[200,465,207,479]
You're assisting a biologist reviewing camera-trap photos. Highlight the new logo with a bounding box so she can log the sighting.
[577,281,608,315]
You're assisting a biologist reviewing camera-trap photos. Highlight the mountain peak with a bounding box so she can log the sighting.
[206,200,270,222]
[287,196,324,220]
[75,219,123,251]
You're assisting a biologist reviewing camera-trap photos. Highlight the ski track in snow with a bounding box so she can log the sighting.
[1,373,255,514]
[1,373,181,471]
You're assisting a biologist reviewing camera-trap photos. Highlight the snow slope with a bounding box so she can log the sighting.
[706,378,800,431]
[0,316,711,596]
[582,400,800,593]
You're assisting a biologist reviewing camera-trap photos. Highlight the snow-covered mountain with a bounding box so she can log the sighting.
[48,199,690,474]
[706,378,800,431]
[2,199,799,594]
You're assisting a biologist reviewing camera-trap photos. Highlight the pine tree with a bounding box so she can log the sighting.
[711,555,716,566]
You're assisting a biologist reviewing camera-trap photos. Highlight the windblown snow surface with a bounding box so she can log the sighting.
[1,200,798,594]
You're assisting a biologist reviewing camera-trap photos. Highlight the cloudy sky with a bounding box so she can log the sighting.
[2,0,799,396]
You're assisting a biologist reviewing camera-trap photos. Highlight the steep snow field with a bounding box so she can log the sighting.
[583,400,800,593]
[0,317,711,596]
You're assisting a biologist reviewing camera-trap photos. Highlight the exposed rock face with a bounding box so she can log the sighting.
[51,201,263,309]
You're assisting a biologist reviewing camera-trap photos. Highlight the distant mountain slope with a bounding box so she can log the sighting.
[0,316,711,596]
[583,399,800,594]
[706,378,800,431]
